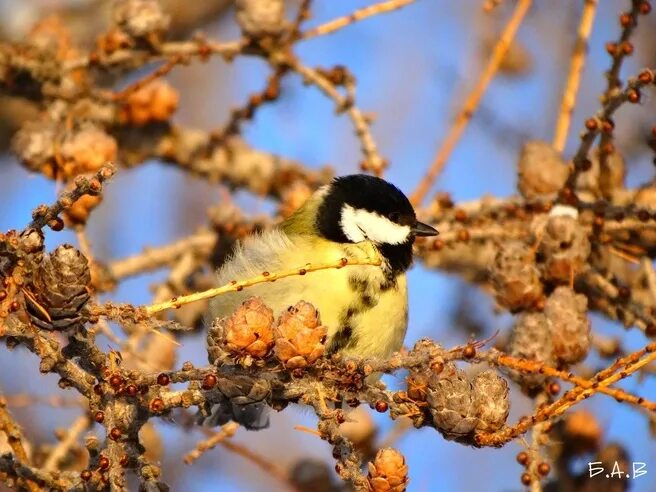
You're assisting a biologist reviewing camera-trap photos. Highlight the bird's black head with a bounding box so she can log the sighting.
[316,175,438,274]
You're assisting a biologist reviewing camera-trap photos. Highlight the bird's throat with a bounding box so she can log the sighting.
[377,241,413,276]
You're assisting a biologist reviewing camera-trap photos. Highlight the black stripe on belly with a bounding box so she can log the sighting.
[328,324,354,354]
[329,273,400,354]
[328,297,375,354]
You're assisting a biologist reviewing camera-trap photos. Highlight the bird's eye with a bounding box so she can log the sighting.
[388,212,401,223]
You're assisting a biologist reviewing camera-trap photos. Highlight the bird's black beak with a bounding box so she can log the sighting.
[412,221,439,237]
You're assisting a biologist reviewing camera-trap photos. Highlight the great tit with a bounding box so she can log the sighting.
[205,174,438,428]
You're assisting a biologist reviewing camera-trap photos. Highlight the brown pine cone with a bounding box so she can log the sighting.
[517,140,568,199]
[19,228,45,257]
[536,214,590,284]
[235,0,287,38]
[545,286,591,365]
[119,80,179,126]
[274,301,327,369]
[507,312,554,388]
[12,121,117,181]
[11,119,57,176]
[559,409,601,456]
[208,297,274,364]
[367,448,409,492]
[113,0,170,41]
[96,28,134,55]
[28,245,91,330]
[472,370,510,432]
[490,242,543,312]
[426,368,478,439]
[59,126,118,179]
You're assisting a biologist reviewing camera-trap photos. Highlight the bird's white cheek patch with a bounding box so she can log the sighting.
[340,205,411,245]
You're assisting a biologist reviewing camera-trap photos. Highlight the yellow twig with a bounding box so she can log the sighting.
[144,256,382,315]
[552,0,599,152]
[301,0,416,40]
[410,0,533,206]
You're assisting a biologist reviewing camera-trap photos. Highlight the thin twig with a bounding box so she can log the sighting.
[301,0,416,40]
[597,1,643,197]
[286,58,386,175]
[0,398,31,464]
[142,255,382,315]
[487,351,656,410]
[108,229,216,280]
[64,39,247,71]
[552,0,599,152]
[476,342,656,446]
[410,0,533,205]
[28,164,116,231]
[43,415,90,472]
[4,394,84,408]
[0,397,39,492]
[561,69,654,201]
[0,455,68,491]
[183,422,239,464]
[528,392,548,492]
[112,56,184,102]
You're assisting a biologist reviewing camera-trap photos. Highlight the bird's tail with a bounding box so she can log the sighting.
[197,374,271,430]
[200,401,270,430]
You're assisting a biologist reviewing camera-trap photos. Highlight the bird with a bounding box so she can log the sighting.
[204,174,438,429]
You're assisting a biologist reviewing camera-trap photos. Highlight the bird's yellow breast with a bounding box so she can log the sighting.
[208,230,408,360]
